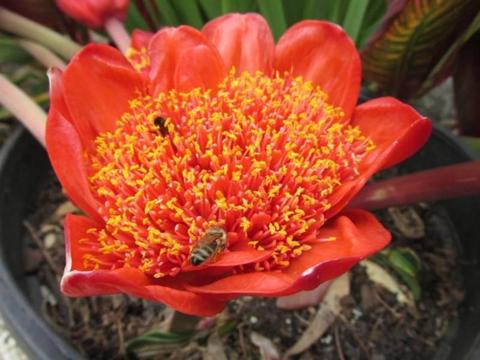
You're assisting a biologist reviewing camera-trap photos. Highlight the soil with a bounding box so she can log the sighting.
[23,171,464,360]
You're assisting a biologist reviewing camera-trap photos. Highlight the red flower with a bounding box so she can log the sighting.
[55,0,128,28]
[46,14,431,316]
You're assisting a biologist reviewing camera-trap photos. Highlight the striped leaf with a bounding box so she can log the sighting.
[361,0,480,100]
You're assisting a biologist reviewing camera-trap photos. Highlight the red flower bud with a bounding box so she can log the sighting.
[55,0,128,28]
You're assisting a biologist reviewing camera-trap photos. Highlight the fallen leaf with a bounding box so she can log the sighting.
[204,332,227,360]
[250,331,280,360]
[361,260,414,307]
[284,273,350,357]
[388,207,425,239]
[43,232,57,249]
[276,281,331,310]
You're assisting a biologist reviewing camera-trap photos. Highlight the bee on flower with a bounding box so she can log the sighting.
[190,226,228,266]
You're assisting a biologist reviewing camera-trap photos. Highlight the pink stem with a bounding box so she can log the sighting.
[349,161,480,210]
[17,39,66,70]
[0,74,46,146]
[104,17,130,54]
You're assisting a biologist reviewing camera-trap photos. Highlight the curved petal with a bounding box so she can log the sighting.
[148,26,226,94]
[281,209,390,294]
[61,214,224,316]
[130,29,154,50]
[202,13,275,74]
[352,97,432,170]
[182,250,272,272]
[185,210,389,296]
[46,68,102,221]
[274,20,360,120]
[326,97,432,218]
[184,272,293,295]
[62,44,144,151]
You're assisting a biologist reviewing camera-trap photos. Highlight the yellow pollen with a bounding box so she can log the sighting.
[83,69,375,277]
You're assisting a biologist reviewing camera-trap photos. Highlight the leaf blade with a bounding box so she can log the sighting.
[361,0,480,100]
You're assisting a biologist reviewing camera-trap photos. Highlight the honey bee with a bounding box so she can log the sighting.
[153,116,169,136]
[190,226,227,266]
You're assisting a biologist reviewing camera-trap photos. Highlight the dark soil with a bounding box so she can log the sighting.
[24,172,464,360]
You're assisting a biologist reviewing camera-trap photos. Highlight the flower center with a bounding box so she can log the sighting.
[81,70,375,278]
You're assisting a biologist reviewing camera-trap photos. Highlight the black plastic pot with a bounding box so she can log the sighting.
[0,126,479,359]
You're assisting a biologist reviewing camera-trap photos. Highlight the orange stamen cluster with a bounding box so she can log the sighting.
[82,69,375,278]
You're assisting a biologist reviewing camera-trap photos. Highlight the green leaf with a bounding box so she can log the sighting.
[256,0,287,40]
[198,0,222,19]
[221,0,257,14]
[125,2,150,31]
[0,36,32,64]
[217,320,237,337]
[171,0,204,28]
[377,247,422,300]
[282,0,304,25]
[327,0,349,25]
[460,137,480,158]
[361,0,480,100]
[357,0,387,49]
[342,0,369,45]
[154,0,181,26]
[302,0,330,21]
[126,330,194,356]
[419,10,480,97]
[143,0,163,28]
[397,273,421,300]
[386,248,421,278]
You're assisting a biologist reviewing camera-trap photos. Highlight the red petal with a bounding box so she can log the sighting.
[61,214,224,316]
[62,44,144,151]
[56,0,129,28]
[326,97,431,218]
[46,69,101,221]
[202,13,275,74]
[130,29,154,50]
[185,210,389,297]
[281,209,390,294]
[62,214,103,272]
[183,250,272,272]
[184,272,293,295]
[352,97,432,170]
[274,20,360,120]
[148,26,226,94]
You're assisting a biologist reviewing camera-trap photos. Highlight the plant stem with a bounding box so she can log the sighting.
[0,6,81,59]
[0,92,48,121]
[104,17,131,54]
[17,39,66,70]
[349,161,480,210]
[0,74,46,146]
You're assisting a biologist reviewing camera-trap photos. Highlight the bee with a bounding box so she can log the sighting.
[190,226,227,266]
[153,116,169,136]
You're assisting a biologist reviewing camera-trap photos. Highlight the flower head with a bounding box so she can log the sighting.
[46,13,431,316]
[55,0,128,28]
